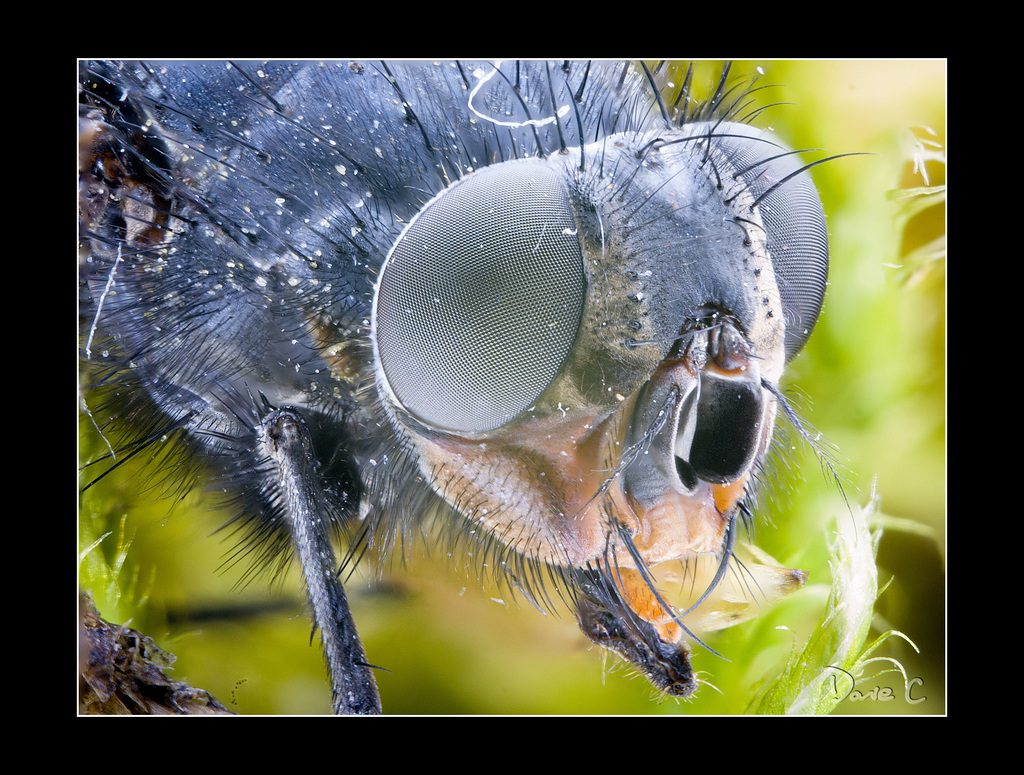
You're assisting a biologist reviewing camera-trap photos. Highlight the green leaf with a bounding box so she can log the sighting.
[746,495,920,714]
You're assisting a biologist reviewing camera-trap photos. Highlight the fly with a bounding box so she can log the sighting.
[79,60,845,714]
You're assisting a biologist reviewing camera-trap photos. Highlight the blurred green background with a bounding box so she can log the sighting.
[79,59,945,715]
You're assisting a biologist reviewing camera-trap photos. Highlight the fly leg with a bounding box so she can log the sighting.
[259,408,381,715]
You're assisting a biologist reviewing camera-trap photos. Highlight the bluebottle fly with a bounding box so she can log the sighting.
[79,60,845,714]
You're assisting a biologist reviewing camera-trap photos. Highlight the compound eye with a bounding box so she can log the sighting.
[372,161,586,434]
[713,122,830,360]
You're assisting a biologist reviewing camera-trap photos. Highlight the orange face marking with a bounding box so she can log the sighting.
[410,395,746,573]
